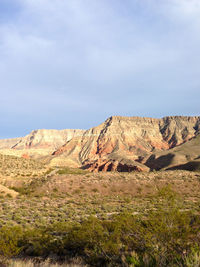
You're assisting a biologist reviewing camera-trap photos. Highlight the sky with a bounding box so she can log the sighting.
[0,0,200,138]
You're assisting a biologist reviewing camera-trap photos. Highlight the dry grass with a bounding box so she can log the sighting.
[7,258,86,267]
[1,154,200,266]
[0,148,54,158]
[0,153,47,178]
[0,155,200,266]
[0,167,199,227]
[0,152,200,223]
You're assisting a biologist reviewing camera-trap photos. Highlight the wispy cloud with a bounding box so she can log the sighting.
[0,0,199,137]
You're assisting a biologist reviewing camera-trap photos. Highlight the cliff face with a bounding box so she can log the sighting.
[1,116,200,172]
[53,116,165,159]
[145,133,200,171]
[160,116,200,147]
[52,116,200,171]
[0,129,85,157]
[12,129,85,150]
[0,137,22,149]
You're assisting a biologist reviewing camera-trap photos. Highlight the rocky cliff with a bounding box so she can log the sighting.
[12,129,85,150]
[145,133,200,171]
[0,137,22,149]
[1,116,200,172]
[0,129,85,158]
[51,116,200,171]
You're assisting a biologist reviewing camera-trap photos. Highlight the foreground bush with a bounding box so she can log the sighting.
[0,187,200,266]
[0,226,23,257]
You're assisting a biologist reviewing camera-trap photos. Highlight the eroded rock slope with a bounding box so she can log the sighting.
[0,129,85,158]
[1,116,199,171]
[51,116,200,171]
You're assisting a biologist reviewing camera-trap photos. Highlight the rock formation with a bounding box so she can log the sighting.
[0,137,21,149]
[0,129,85,158]
[51,116,200,171]
[145,133,200,171]
[11,129,85,150]
[1,115,200,172]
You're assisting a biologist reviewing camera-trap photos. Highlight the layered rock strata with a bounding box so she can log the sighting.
[0,129,85,158]
[52,116,200,171]
[1,116,200,172]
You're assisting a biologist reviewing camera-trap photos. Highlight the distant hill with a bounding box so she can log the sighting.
[0,129,85,158]
[145,134,200,171]
[51,116,200,171]
[0,137,22,149]
[0,116,200,172]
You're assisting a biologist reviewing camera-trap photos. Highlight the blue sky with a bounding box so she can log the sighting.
[0,0,200,138]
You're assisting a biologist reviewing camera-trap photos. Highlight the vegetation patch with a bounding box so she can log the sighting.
[57,167,87,175]
[0,187,200,266]
[1,161,200,266]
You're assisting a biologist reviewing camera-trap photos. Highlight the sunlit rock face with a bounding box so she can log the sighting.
[0,137,21,149]
[12,129,85,150]
[0,129,85,159]
[1,116,200,171]
[0,129,85,150]
[52,116,200,170]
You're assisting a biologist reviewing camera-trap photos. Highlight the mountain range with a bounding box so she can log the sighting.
[0,116,200,172]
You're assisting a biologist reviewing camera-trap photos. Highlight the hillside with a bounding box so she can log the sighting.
[0,137,22,149]
[51,116,200,171]
[0,115,200,172]
[0,117,200,266]
[0,129,85,158]
[0,153,47,177]
[145,134,200,171]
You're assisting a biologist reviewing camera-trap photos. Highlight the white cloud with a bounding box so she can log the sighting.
[168,0,200,18]
[0,0,200,137]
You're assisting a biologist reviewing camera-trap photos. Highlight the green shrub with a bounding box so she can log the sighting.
[140,186,200,266]
[183,245,200,267]
[0,186,199,266]
[57,167,87,175]
[0,226,23,257]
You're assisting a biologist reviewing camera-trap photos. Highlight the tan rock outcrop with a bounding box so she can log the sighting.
[12,129,84,150]
[0,137,21,149]
[0,129,85,158]
[52,116,200,171]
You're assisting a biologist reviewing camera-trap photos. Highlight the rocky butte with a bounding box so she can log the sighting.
[51,116,200,171]
[0,116,200,172]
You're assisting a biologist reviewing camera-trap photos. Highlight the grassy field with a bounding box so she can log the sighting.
[1,155,200,266]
